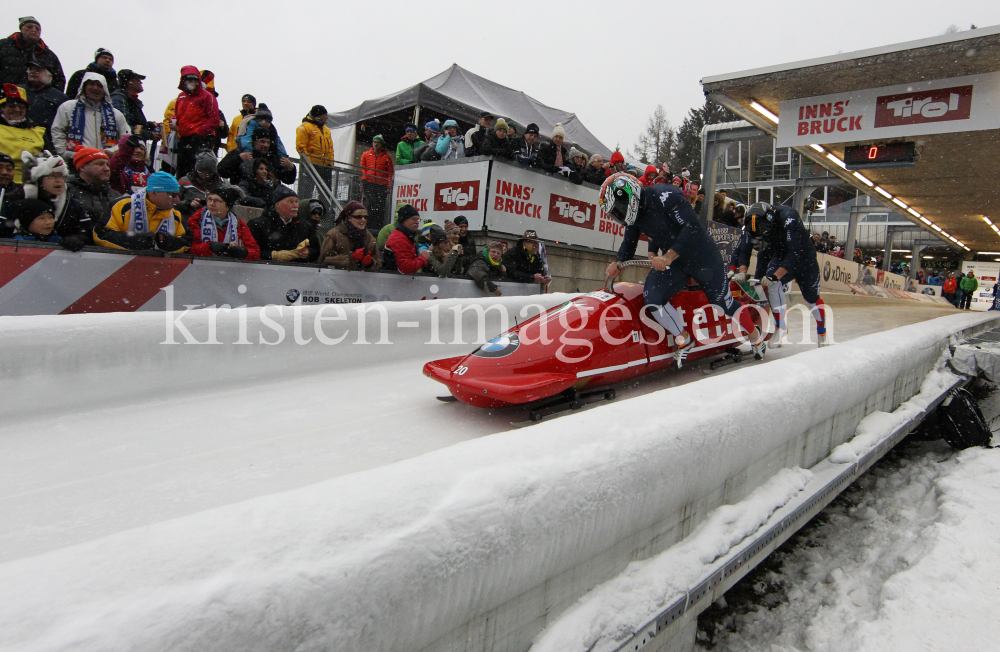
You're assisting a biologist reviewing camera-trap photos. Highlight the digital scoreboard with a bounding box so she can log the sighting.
[843,142,918,170]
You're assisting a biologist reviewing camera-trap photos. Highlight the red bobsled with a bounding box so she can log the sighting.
[424,270,773,409]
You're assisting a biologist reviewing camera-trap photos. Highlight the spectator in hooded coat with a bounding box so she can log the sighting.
[382,203,427,274]
[481,119,515,161]
[641,165,658,187]
[468,240,507,296]
[0,152,25,235]
[434,120,466,160]
[395,124,424,166]
[20,55,67,146]
[236,104,288,157]
[187,185,259,260]
[65,147,122,226]
[318,201,381,270]
[173,65,219,179]
[503,229,551,285]
[0,17,65,92]
[66,48,117,100]
[296,104,334,200]
[247,185,319,262]
[535,123,571,176]
[50,72,128,163]
[0,84,45,183]
[227,94,255,152]
[219,128,295,187]
[18,150,90,249]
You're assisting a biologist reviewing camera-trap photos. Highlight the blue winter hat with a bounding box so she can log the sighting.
[425,120,440,133]
[442,119,458,129]
[404,124,417,133]
[146,171,179,193]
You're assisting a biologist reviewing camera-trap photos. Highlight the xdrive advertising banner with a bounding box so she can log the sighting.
[776,72,1000,146]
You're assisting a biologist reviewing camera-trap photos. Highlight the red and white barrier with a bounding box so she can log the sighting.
[0,244,540,316]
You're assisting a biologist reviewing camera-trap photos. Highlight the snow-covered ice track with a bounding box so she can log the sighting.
[0,299,991,652]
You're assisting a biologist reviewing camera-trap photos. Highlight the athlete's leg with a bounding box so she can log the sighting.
[644,266,696,366]
[765,261,791,347]
[687,245,762,346]
[795,259,827,344]
[643,267,690,338]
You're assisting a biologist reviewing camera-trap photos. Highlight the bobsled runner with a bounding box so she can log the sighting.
[424,260,774,413]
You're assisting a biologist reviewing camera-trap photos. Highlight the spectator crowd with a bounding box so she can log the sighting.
[1,16,983,303]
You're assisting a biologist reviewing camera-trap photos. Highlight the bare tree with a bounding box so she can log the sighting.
[632,105,675,166]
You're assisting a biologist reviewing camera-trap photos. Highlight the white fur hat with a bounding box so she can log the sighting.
[551,122,566,139]
[21,150,68,182]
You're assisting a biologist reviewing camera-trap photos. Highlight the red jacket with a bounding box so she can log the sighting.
[360,148,393,186]
[384,225,425,274]
[642,165,658,187]
[943,278,957,293]
[187,209,261,260]
[175,65,219,138]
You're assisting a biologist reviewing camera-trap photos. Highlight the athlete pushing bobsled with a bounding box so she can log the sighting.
[602,173,766,368]
[731,202,827,347]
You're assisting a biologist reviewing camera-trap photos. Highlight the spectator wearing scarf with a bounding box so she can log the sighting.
[94,170,188,251]
[187,185,259,260]
[50,72,127,162]
[318,200,381,270]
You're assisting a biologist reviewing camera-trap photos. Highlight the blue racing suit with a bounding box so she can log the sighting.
[617,183,741,321]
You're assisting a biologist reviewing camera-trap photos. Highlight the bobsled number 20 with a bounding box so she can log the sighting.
[423,281,772,408]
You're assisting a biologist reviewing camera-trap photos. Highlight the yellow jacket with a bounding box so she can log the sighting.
[94,196,188,252]
[226,113,244,152]
[162,99,177,141]
[295,116,334,165]
[0,124,46,183]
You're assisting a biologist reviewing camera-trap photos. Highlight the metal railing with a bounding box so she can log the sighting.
[292,155,395,229]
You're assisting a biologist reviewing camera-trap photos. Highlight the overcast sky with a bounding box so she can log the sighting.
[11,0,999,157]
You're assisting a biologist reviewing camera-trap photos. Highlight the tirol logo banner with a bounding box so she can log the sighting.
[548,194,596,230]
[433,180,480,211]
[777,72,1000,146]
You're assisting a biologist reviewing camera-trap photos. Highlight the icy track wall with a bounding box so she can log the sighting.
[0,294,571,418]
[0,312,997,652]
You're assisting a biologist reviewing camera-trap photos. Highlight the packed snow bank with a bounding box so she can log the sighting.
[0,312,995,652]
[529,468,813,652]
[530,353,963,652]
[0,294,570,418]
[699,445,1000,652]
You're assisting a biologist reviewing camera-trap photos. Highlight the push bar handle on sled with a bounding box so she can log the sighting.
[604,259,654,292]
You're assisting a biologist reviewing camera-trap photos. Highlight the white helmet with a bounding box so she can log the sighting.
[600,173,642,226]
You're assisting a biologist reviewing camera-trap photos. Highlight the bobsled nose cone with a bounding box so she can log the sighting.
[423,356,467,382]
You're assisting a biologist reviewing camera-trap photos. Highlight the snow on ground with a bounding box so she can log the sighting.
[0,302,954,562]
[696,395,1000,652]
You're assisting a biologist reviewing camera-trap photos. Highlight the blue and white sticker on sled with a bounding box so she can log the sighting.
[585,291,617,302]
[473,333,521,358]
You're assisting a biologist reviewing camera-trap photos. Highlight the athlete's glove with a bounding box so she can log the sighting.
[761,274,779,288]
[731,272,749,283]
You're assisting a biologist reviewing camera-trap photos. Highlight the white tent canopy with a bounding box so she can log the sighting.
[326,64,611,159]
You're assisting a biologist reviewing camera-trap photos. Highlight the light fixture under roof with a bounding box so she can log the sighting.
[826,153,846,169]
[809,144,824,152]
[892,198,908,209]
[853,172,874,186]
[875,187,892,199]
[750,100,779,123]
